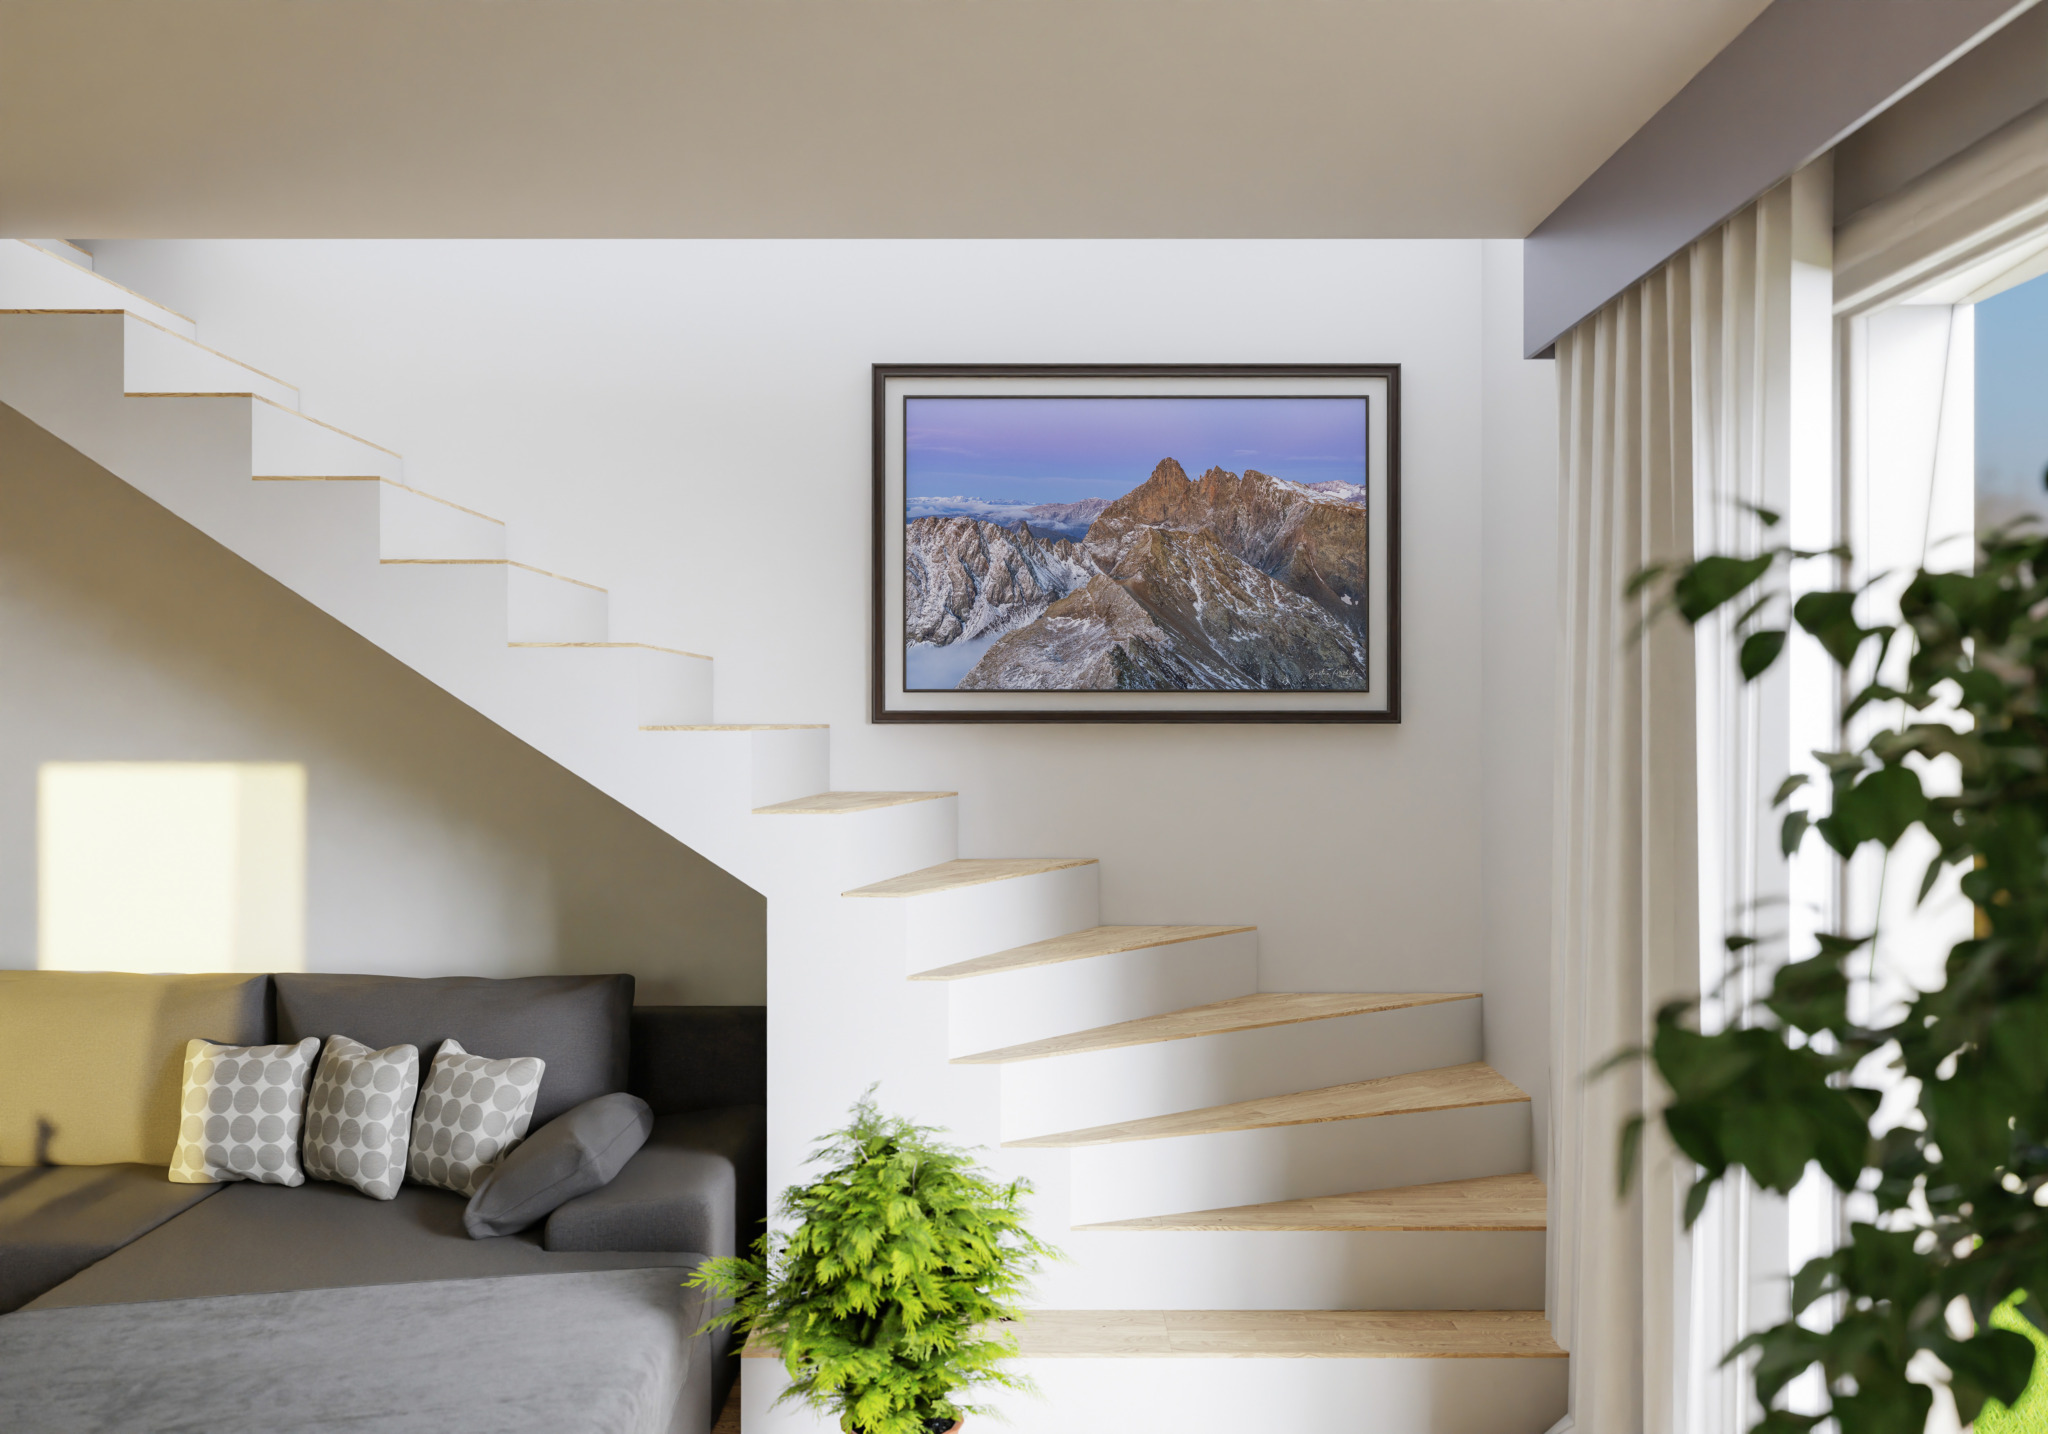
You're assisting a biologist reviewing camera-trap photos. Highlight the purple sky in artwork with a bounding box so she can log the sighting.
[905,396,1368,503]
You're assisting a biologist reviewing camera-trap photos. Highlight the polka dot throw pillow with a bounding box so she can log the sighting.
[168,1037,320,1186]
[408,1039,546,1197]
[303,1035,420,1200]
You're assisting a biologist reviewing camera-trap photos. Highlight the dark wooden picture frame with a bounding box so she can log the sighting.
[870,363,1402,724]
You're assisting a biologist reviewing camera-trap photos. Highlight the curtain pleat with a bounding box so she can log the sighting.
[1548,178,1813,1434]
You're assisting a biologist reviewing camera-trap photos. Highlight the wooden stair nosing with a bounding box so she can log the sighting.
[952,991,1480,1065]
[745,1308,1561,1360]
[843,857,1097,899]
[640,723,827,732]
[909,924,1255,981]
[1002,1062,1530,1149]
[11,238,199,324]
[379,558,605,592]
[1071,1173,1548,1232]
[754,791,956,815]
[256,475,507,530]
[509,641,711,661]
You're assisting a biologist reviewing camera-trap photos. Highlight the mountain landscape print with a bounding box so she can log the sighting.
[904,395,1372,692]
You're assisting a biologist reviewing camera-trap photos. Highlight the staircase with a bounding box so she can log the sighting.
[0,238,1565,1432]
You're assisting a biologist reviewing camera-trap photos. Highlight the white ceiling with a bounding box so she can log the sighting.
[0,0,1773,238]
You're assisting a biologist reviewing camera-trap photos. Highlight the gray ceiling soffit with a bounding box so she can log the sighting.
[1523,0,2039,358]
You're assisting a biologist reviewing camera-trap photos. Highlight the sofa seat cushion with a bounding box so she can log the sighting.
[273,974,632,1128]
[28,1176,699,1311]
[0,1268,713,1434]
[0,1164,220,1314]
[0,972,269,1166]
[544,1106,764,1260]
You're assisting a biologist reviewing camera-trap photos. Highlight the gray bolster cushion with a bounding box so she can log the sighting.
[463,1092,652,1239]
[541,1111,745,1257]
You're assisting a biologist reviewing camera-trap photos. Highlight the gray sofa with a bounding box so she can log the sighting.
[0,971,765,1434]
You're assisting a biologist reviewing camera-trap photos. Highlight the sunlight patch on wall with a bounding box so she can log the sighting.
[37,762,307,973]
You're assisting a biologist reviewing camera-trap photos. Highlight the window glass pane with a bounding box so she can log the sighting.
[1977,271,2048,533]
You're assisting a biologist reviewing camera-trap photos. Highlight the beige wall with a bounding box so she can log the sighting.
[0,402,765,1003]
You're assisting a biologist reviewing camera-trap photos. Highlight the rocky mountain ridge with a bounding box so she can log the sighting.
[903,515,1096,648]
[906,457,1371,693]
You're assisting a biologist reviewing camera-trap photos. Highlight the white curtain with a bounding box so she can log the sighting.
[1547,166,1834,1434]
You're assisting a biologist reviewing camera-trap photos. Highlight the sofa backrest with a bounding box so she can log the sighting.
[272,973,634,1127]
[628,1006,766,1115]
[0,971,269,1166]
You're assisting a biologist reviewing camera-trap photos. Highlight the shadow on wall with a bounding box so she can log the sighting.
[0,402,765,1002]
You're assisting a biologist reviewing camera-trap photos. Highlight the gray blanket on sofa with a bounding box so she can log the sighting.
[0,1267,712,1434]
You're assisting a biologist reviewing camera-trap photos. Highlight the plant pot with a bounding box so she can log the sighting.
[840,1418,961,1434]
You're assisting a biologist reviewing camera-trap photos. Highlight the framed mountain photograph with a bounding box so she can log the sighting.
[871,364,1401,723]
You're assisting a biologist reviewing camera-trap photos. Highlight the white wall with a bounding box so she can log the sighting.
[0,402,766,1000]
[1480,241,1560,1165]
[83,239,1554,1038]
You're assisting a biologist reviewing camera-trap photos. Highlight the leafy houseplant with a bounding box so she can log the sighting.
[1627,520,2048,1433]
[688,1094,1056,1434]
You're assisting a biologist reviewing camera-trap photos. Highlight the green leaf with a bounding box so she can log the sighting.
[1940,1327,2037,1424]
[1625,562,1672,599]
[1772,773,1811,808]
[1816,764,1929,855]
[1617,1113,1646,1197]
[1793,589,1876,667]
[1742,629,1789,679]
[1781,809,1811,858]
[1683,1174,1715,1228]
[1675,554,1775,623]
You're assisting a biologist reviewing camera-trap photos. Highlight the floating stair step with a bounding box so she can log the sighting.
[754,791,955,815]
[1074,1173,1547,1232]
[844,857,1096,898]
[1012,1308,1562,1359]
[955,991,1478,1064]
[746,1309,1562,1360]
[1006,1062,1529,1149]
[911,924,1253,981]
[640,723,827,732]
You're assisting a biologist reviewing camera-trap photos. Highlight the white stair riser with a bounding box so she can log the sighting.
[251,400,404,482]
[506,565,608,642]
[502,645,712,729]
[1063,1101,1533,1225]
[746,1353,1567,1434]
[1032,1229,1547,1311]
[994,996,1481,1141]
[755,800,961,894]
[120,314,298,408]
[880,863,1101,975]
[0,240,196,337]
[940,929,1258,1058]
[380,483,506,560]
[747,729,831,809]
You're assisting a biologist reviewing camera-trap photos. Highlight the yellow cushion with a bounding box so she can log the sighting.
[0,972,269,1166]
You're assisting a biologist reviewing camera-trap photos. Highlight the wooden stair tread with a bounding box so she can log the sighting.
[1074,1174,1547,1231]
[509,641,711,660]
[381,558,605,591]
[755,791,955,815]
[953,992,1479,1064]
[746,1309,1561,1360]
[910,924,1253,981]
[640,724,827,731]
[1004,1062,1529,1148]
[844,857,1096,898]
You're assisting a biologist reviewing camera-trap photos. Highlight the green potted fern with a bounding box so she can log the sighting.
[688,1093,1057,1434]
